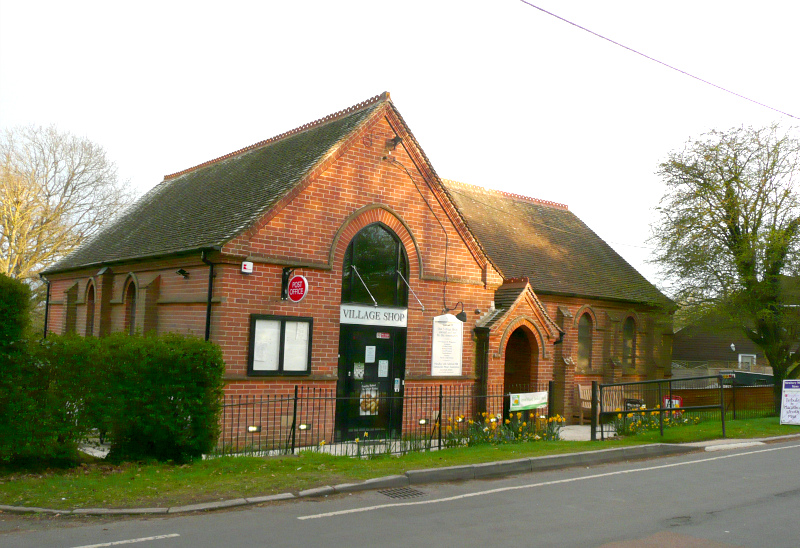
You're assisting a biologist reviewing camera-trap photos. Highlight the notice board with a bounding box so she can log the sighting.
[780,380,800,425]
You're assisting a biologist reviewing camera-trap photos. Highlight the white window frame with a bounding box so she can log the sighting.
[738,354,757,370]
[248,314,313,376]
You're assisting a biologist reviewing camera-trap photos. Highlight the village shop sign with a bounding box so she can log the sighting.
[340,304,408,327]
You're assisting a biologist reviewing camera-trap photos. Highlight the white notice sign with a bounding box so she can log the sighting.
[365,346,376,363]
[780,380,800,425]
[378,359,389,378]
[431,314,463,376]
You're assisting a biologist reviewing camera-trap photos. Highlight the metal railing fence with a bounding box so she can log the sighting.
[592,375,776,441]
[212,382,553,457]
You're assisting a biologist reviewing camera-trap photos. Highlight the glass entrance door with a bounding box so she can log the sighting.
[336,325,405,440]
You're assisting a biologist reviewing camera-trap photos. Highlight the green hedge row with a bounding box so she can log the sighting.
[1,333,226,465]
[0,274,226,465]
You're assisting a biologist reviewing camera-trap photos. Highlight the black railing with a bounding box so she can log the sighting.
[592,375,775,440]
[213,382,553,457]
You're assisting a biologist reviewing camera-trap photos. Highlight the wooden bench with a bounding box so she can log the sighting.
[574,384,592,425]
[574,384,628,425]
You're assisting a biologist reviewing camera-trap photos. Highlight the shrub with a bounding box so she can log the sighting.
[103,333,225,463]
[0,273,30,351]
[0,331,225,466]
[1,334,108,464]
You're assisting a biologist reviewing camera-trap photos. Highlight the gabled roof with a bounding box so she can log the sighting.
[477,278,562,341]
[45,94,391,273]
[442,180,672,308]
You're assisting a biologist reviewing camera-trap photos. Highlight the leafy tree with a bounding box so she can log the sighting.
[652,124,800,410]
[0,125,134,281]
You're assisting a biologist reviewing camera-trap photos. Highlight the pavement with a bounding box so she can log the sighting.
[3,427,798,517]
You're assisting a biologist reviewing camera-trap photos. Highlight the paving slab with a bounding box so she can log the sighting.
[406,465,475,484]
[0,505,69,515]
[72,507,168,515]
[298,486,335,498]
[472,458,532,479]
[168,498,248,513]
[245,492,296,504]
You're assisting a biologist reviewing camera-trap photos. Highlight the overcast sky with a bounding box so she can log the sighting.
[1,1,798,295]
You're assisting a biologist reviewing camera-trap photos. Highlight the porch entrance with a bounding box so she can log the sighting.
[335,324,406,441]
[503,327,540,393]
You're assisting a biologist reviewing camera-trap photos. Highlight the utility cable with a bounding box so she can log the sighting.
[518,0,798,120]
[385,155,452,312]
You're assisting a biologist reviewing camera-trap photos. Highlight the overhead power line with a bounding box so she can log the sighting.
[518,0,799,120]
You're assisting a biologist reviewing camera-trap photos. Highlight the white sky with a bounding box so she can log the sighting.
[1,1,798,296]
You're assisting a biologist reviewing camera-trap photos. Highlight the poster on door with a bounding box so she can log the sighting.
[360,384,379,416]
[353,362,365,380]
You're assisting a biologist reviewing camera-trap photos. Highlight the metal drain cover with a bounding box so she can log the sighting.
[378,487,426,499]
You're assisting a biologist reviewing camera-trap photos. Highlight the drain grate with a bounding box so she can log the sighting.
[378,487,426,499]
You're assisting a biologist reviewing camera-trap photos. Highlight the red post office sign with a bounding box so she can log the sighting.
[287,275,308,302]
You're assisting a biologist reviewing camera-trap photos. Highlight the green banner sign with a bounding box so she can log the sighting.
[509,391,548,411]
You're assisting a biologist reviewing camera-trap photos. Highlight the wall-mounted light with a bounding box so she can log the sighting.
[298,423,311,431]
[446,301,467,322]
[176,268,189,278]
[418,418,429,425]
[247,425,261,433]
[385,135,403,151]
[730,343,736,352]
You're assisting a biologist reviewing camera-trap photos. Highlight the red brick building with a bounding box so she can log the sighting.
[42,92,673,438]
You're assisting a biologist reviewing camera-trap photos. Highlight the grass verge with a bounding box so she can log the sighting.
[2,417,798,511]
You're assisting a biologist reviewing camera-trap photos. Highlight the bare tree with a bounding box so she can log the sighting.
[652,124,800,410]
[0,125,135,281]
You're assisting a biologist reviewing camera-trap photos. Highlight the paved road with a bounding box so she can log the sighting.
[3,440,800,548]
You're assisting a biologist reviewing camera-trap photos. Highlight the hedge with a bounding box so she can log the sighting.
[0,273,30,351]
[0,333,225,465]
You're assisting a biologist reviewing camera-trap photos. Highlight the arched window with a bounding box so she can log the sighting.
[124,280,137,335]
[341,223,408,306]
[622,317,636,367]
[577,313,593,368]
[85,283,96,336]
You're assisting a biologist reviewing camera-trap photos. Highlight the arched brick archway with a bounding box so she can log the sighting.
[330,204,422,279]
[503,325,540,393]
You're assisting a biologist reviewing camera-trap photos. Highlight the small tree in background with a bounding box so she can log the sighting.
[652,124,800,411]
[0,125,135,334]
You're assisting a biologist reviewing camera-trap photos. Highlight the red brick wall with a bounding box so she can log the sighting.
[536,294,672,420]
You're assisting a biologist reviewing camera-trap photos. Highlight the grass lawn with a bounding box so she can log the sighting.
[2,417,798,511]
[633,415,800,443]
